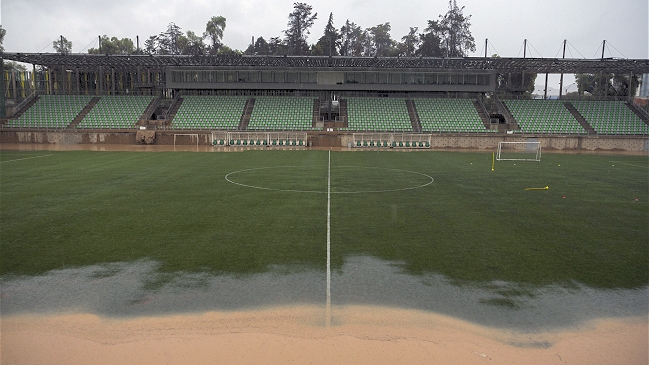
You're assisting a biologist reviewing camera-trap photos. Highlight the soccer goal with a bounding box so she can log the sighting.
[173,134,199,150]
[496,141,541,161]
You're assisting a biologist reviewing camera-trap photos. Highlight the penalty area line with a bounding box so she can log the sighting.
[609,161,649,169]
[0,154,53,163]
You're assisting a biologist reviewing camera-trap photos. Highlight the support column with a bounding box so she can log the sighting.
[32,64,37,94]
[60,65,65,94]
[559,39,566,99]
[46,69,52,95]
[544,73,548,99]
[0,59,6,118]
[76,68,80,94]
[11,69,17,100]
[111,68,116,95]
[98,66,103,95]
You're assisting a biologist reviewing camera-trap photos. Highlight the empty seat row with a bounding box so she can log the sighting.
[571,100,648,135]
[347,97,412,131]
[248,96,315,131]
[415,98,488,133]
[6,95,93,128]
[173,96,247,130]
[77,95,153,129]
[504,100,586,134]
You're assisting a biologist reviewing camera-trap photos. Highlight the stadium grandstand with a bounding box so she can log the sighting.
[1,53,648,148]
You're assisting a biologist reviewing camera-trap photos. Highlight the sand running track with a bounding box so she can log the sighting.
[1,306,647,365]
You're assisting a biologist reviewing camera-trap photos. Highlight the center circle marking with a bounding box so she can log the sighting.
[225,165,434,194]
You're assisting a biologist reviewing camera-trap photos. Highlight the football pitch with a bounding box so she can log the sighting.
[1,148,647,326]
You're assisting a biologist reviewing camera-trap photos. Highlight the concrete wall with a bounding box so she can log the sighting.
[1,129,648,152]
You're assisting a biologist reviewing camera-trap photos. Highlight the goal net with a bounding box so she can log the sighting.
[173,134,199,151]
[496,141,541,161]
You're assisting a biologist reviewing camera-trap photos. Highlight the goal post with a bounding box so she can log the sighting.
[496,141,541,161]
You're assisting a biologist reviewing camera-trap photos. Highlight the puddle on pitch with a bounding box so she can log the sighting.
[1,257,646,331]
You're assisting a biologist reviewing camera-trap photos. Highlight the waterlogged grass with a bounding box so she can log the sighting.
[1,149,647,289]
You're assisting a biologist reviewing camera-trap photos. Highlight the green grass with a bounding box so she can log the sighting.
[1,149,647,290]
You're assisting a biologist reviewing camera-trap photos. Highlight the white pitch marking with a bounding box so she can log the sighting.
[608,161,649,169]
[0,154,53,163]
[326,150,332,327]
[225,165,434,194]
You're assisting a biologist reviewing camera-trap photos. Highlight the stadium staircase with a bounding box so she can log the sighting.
[405,99,422,133]
[68,97,100,129]
[312,99,321,126]
[10,95,40,120]
[339,99,348,127]
[626,101,649,124]
[165,96,183,123]
[238,98,255,130]
[139,96,161,123]
[494,97,517,125]
[563,102,596,135]
[472,99,491,129]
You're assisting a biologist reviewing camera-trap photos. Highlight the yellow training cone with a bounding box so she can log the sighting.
[525,186,549,191]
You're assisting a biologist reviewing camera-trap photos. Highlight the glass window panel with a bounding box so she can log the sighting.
[286,72,298,83]
[262,71,273,83]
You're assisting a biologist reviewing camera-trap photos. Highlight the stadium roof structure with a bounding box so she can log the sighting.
[3,53,649,74]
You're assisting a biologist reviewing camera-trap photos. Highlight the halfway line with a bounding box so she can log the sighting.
[326,150,331,326]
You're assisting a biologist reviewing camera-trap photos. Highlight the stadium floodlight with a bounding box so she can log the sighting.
[496,141,541,161]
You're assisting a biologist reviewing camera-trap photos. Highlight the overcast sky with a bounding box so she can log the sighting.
[1,0,647,92]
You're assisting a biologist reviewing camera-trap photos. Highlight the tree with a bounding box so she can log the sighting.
[269,36,287,55]
[157,23,184,55]
[367,23,396,57]
[254,37,270,55]
[315,13,340,56]
[3,61,27,72]
[182,30,206,55]
[88,36,135,54]
[339,20,364,56]
[575,73,640,97]
[496,72,537,97]
[0,25,6,53]
[53,35,72,54]
[416,29,443,57]
[216,45,241,55]
[144,35,159,54]
[399,27,419,57]
[284,2,317,55]
[426,0,475,57]
[204,16,226,55]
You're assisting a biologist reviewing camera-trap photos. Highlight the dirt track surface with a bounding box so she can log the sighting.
[2,306,647,365]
